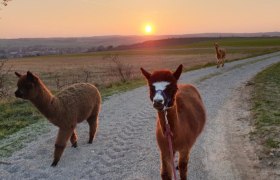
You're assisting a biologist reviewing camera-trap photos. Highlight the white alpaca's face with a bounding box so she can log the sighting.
[152,81,170,105]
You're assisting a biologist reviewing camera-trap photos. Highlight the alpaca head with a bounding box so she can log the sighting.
[140,64,183,111]
[15,71,40,100]
[214,42,219,47]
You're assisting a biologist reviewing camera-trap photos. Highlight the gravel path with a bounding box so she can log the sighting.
[1,52,280,180]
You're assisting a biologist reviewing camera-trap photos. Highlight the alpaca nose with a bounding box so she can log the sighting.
[15,91,19,97]
[15,90,22,98]
[153,99,163,105]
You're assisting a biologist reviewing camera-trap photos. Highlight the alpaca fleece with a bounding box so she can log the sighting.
[49,83,101,127]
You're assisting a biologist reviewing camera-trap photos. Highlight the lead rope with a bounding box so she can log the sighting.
[164,107,177,180]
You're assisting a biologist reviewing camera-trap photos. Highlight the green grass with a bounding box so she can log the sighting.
[0,99,43,140]
[265,138,280,149]
[179,37,280,48]
[252,62,280,149]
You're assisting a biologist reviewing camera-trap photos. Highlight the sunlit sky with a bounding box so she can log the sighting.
[0,0,279,38]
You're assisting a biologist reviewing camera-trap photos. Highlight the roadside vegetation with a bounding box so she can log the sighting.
[251,62,280,166]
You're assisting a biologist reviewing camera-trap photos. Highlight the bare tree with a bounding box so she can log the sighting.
[82,69,92,83]
[0,59,12,99]
[104,54,132,83]
[1,0,11,6]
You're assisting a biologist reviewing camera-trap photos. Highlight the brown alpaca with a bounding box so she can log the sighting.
[14,71,101,167]
[214,42,226,68]
[141,65,206,180]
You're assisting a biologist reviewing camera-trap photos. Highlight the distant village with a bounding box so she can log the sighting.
[0,45,114,59]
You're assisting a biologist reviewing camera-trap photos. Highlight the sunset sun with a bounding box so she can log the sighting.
[144,24,153,34]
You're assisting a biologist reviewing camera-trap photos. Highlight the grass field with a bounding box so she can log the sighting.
[174,37,280,48]
[115,37,280,49]
[1,37,280,150]
[252,62,280,151]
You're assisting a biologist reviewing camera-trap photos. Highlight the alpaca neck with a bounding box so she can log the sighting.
[158,104,178,136]
[215,46,220,55]
[30,80,57,120]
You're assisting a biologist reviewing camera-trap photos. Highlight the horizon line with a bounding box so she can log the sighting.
[1,31,280,40]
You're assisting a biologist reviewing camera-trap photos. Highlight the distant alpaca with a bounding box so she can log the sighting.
[141,65,206,179]
[15,71,101,166]
[214,42,226,68]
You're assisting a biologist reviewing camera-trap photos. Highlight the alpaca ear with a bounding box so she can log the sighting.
[26,71,38,82]
[15,72,22,78]
[140,67,151,80]
[173,64,183,80]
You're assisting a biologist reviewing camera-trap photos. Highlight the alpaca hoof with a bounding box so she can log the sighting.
[222,64,224,67]
[72,142,78,148]
[51,161,58,167]
[88,140,93,144]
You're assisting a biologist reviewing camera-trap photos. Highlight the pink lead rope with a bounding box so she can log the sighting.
[164,109,177,180]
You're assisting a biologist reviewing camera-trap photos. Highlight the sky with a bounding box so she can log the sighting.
[0,0,280,38]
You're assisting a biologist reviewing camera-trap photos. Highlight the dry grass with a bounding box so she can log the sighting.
[4,52,250,93]
[0,59,12,98]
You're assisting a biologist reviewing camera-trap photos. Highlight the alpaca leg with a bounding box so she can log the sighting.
[51,128,73,167]
[87,106,100,144]
[160,152,172,180]
[70,129,78,148]
[222,58,225,67]
[178,151,190,180]
[216,59,220,68]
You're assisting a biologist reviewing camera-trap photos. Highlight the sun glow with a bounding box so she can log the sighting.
[144,24,153,34]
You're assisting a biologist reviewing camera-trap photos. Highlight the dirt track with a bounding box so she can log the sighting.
[1,52,280,180]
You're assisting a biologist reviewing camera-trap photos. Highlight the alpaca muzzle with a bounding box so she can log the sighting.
[153,99,164,110]
[15,90,23,98]
[153,90,171,110]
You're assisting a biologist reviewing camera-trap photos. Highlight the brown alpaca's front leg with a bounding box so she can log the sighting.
[160,152,172,180]
[178,151,190,180]
[51,128,73,167]
[70,129,78,148]
[222,58,225,67]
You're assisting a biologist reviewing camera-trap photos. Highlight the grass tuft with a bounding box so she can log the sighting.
[252,62,280,151]
[0,99,42,140]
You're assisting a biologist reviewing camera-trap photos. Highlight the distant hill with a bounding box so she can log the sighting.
[1,32,279,49]
[113,37,213,50]
[168,32,280,38]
